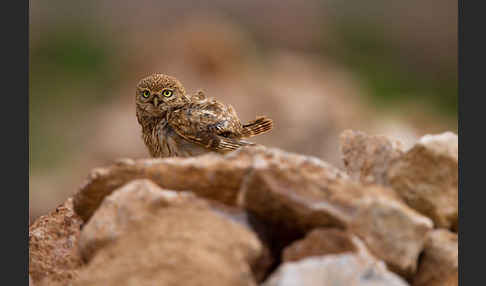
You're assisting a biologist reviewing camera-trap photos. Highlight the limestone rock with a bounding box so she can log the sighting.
[282,228,369,262]
[29,198,84,286]
[78,179,205,262]
[413,229,458,286]
[73,146,347,223]
[74,179,264,286]
[387,132,458,229]
[73,149,255,222]
[349,195,433,277]
[239,148,352,232]
[263,254,409,286]
[240,149,433,277]
[340,129,404,185]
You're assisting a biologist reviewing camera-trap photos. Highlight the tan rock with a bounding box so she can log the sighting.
[74,179,264,286]
[349,195,433,277]
[239,148,352,231]
[205,200,276,282]
[340,129,404,185]
[29,198,84,286]
[73,146,347,223]
[264,254,409,286]
[78,179,205,262]
[282,228,370,262]
[240,148,433,277]
[73,149,255,222]
[387,132,458,229]
[413,229,458,286]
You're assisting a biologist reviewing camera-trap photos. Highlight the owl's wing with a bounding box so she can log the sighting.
[168,101,252,151]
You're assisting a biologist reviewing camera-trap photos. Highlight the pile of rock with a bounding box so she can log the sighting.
[29,130,458,286]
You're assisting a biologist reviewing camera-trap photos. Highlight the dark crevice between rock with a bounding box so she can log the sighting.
[246,211,307,282]
[409,249,426,285]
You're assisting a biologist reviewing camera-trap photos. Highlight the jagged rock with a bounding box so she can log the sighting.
[340,129,404,185]
[78,179,205,262]
[238,148,352,231]
[349,194,433,277]
[206,200,275,281]
[29,128,462,285]
[263,254,409,286]
[413,229,458,286]
[282,228,370,262]
[73,149,257,222]
[74,179,264,286]
[387,132,458,229]
[239,148,432,277]
[73,146,347,223]
[29,198,84,286]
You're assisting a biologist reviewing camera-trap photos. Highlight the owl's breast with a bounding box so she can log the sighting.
[146,119,209,158]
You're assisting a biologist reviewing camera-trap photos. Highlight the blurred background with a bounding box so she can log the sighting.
[29,0,457,220]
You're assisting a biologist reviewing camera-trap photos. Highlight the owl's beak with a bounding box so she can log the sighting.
[152,97,159,107]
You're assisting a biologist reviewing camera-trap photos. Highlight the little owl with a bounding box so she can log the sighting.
[135,73,273,157]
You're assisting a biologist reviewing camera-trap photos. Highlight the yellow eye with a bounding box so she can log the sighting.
[162,89,173,97]
[142,90,150,98]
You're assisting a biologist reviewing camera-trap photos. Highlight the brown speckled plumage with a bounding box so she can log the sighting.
[136,74,273,157]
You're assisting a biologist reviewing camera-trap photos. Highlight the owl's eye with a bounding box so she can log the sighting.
[142,90,150,98]
[162,89,173,97]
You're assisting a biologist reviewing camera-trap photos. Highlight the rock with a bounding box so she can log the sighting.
[387,132,458,229]
[73,146,347,223]
[240,148,433,277]
[339,129,404,185]
[349,195,433,277]
[413,229,458,286]
[282,228,370,262]
[239,148,352,232]
[73,149,256,222]
[206,200,276,281]
[74,179,264,286]
[78,179,205,262]
[29,198,84,286]
[263,254,409,286]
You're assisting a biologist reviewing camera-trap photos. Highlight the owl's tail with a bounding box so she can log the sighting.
[241,116,273,138]
[216,138,256,151]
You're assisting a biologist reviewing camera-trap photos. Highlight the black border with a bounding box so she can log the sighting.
[3,0,29,284]
[459,0,483,285]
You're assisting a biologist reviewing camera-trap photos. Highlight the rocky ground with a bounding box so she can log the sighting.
[29,130,458,286]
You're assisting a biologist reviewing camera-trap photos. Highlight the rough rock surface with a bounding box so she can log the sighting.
[73,150,256,222]
[238,147,352,231]
[78,179,205,262]
[29,198,84,286]
[387,132,458,229]
[30,130,458,285]
[263,254,409,286]
[340,129,404,185]
[413,229,458,286]
[239,149,432,276]
[75,179,264,286]
[282,228,369,262]
[349,194,433,277]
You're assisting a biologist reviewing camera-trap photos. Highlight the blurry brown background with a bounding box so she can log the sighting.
[29,0,457,220]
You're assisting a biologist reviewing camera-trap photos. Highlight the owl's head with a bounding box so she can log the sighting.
[135,73,189,117]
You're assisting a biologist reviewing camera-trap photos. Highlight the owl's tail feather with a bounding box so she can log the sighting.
[241,116,273,138]
[216,138,256,151]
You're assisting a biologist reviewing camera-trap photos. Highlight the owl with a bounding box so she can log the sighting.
[135,73,273,158]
